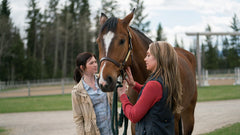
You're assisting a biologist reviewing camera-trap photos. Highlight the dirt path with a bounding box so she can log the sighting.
[1,99,240,135]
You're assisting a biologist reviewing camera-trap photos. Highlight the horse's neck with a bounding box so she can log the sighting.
[130,31,150,84]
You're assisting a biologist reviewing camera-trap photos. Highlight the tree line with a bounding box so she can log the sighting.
[187,16,240,70]
[0,0,239,82]
[0,0,154,81]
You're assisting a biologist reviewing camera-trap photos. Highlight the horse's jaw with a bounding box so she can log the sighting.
[97,76,116,92]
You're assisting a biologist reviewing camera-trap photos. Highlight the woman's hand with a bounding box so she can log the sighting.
[117,80,128,97]
[125,67,135,87]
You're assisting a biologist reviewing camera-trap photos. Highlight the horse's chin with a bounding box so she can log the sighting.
[100,81,116,92]
[97,77,116,92]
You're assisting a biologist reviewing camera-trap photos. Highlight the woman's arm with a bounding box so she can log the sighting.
[120,81,163,123]
[72,91,85,135]
[132,82,143,93]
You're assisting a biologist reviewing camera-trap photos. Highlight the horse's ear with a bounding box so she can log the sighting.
[100,13,108,26]
[122,8,135,26]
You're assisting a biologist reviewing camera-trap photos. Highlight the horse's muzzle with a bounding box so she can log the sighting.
[97,75,116,92]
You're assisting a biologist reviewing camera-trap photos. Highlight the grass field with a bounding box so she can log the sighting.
[0,85,239,134]
[203,122,240,135]
[0,85,239,113]
[197,85,240,102]
[0,94,72,113]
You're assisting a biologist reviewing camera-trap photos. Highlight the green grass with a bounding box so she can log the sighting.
[0,127,8,135]
[0,85,240,113]
[203,122,240,135]
[0,128,6,132]
[0,94,72,113]
[197,85,240,102]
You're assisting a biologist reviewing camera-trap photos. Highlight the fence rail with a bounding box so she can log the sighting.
[200,68,240,86]
[0,78,75,98]
[0,78,74,90]
[0,68,239,98]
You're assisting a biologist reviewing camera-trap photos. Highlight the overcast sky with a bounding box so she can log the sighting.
[8,0,240,50]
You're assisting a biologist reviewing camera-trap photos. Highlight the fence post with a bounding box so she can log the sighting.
[234,68,240,85]
[61,78,64,95]
[203,69,209,86]
[27,81,31,96]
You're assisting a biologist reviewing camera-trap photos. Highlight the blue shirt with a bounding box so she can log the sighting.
[82,76,112,135]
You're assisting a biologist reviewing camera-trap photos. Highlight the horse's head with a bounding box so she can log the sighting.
[97,10,135,92]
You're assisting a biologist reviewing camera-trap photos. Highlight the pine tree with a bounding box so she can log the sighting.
[0,0,10,17]
[222,37,230,68]
[129,0,150,33]
[174,35,180,47]
[0,0,11,67]
[203,25,219,69]
[101,0,119,17]
[45,0,60,78]
[0,0,12,80]
[25,0,42,79]
[156,23,166,41]
[26,0,42,59]
[229,13,240,68]
[0,0,25,81]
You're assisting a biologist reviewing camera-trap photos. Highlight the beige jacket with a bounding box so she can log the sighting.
[72,80,113,135]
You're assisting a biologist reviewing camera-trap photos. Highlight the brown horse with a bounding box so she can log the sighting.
[96,10,197,135]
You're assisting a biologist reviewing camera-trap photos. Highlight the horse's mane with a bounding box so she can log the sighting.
[100,17,152,49]
[130,26,152,48]
[100,17,118,33]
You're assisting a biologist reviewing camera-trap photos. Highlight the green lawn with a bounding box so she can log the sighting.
[0,85,239,113]
[0,127,8,135]
[197,85,240,102]
[203,122,240,135]
[0,94,72,113]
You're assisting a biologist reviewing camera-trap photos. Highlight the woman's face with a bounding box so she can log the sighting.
[84,56,98,75]
[144,48,157,72]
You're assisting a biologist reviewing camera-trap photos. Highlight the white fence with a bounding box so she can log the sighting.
[0,78,74,90]
[0,78,75,98]
[0,68,239,98]
[200,68,240,86]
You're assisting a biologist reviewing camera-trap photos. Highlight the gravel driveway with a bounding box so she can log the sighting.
[1,99,240,135]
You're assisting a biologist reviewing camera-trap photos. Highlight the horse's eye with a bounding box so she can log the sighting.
[119,39,125,45]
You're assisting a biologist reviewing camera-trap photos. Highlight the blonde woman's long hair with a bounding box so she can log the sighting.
[149,41,183,114]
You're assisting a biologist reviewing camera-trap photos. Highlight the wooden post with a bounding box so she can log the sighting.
[196,33,202,86]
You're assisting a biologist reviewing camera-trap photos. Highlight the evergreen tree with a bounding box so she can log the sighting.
[0,0,10,17]
[0,0,11,67]
[203,25,219,69]
[174,35,180,47]
[25,0,42,79]
[0,0,12,80]
[101,0,119,17]
[26,0,42,59]
[229,13,240,68]
[79,0,92,52]
[156,23,166,41]
[0,0,25,81]
[129,0,150,33]
[222,36,230,68]
[45,0,60,78]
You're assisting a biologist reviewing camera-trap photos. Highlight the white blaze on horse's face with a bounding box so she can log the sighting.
[99,62,107,86]
[103,31,115,56]
[99,31,115,86]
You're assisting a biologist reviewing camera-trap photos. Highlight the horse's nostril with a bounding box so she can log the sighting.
[107,76,113,83]
[99,84,103,89]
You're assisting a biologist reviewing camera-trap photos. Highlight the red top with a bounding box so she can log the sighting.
[120,81,163,123]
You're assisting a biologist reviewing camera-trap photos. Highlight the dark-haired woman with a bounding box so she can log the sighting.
[72,52,113,135]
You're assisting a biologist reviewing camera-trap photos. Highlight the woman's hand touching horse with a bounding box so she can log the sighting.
[125,67,135,87]
[117,80,128,97]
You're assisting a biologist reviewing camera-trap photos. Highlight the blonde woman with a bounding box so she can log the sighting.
[118,41,182,135]
[72,52,113,135]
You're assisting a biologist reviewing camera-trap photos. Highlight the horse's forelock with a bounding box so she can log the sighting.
[100,17,118,33]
